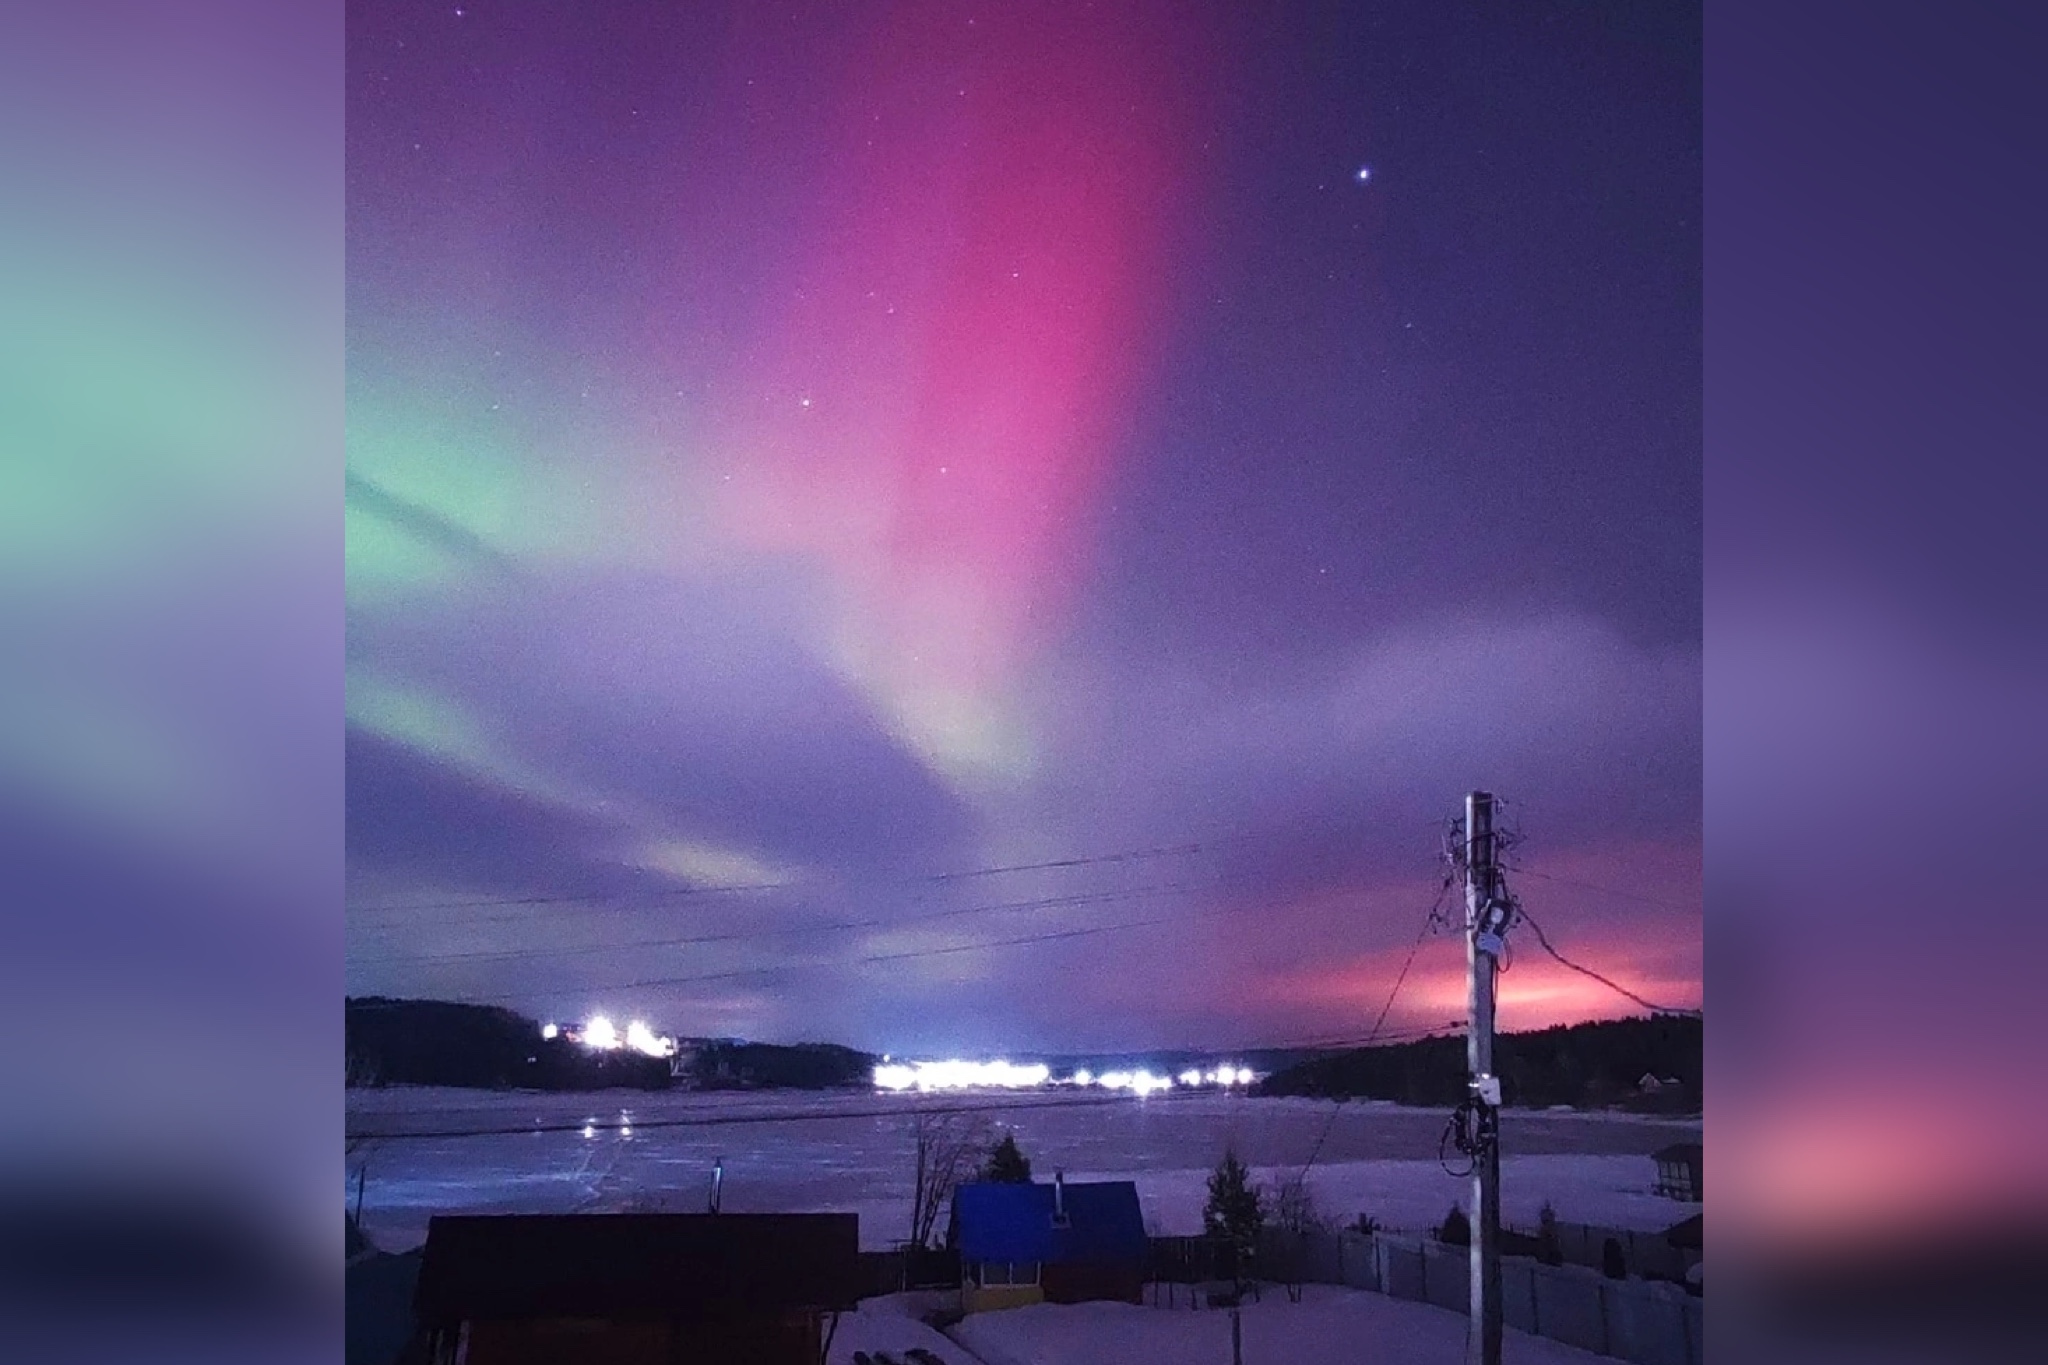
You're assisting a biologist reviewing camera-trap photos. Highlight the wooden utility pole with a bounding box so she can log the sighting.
[1464,790,1503,1365]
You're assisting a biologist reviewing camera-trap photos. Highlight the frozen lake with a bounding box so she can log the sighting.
[346,1086,1700,1252]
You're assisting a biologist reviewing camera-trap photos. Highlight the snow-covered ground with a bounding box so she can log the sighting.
[346,1087,1699,1252]
[849,1284,1612,1365]
[826,1292,974,1364]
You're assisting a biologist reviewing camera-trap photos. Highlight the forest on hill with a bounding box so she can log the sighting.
[344,998,875,1091]
[1254,1014,1701,1111]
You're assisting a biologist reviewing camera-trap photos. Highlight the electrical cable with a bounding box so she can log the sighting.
[350,882,1190,967]
[348,841,1210,917]
[1293,878,1456,1182]
[1500,864,1697,916]
[1515,905,1701,1018]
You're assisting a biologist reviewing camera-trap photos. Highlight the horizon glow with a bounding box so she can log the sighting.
[873,1058,1052,1092]
[553,1015,677,1059]
[870,1056,1256,1094]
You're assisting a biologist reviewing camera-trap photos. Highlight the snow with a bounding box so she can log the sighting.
[346,1087,1699,1252]
[1084,1153,1696,1240]
[946,1283,1613,1365]
[827,1293,985,1365]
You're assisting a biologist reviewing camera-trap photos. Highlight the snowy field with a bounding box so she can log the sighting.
[346,1087,1700,1253]
[841,1287,1612,1365]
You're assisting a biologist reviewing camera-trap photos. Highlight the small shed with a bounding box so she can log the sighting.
[1652,1142,1704,1201]
[411,1212,861,1365]
[950,1175,1148,1313]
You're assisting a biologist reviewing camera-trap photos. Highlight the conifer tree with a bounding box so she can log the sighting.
[981,1131,1033,1183]
[1438,1204,1471,1246]
[1203,1146,1265,1246]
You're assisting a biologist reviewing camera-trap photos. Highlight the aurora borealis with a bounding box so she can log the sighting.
[345,1,1701,1053]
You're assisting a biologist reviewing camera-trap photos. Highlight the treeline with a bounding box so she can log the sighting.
[345,997,670,1091]
[344,998,875,1091]
[346,997,538,1089]
[1254,1015,1701,1110]
[691,1039,873,1090]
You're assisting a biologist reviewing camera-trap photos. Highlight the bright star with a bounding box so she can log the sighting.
[1356,166,1373,184]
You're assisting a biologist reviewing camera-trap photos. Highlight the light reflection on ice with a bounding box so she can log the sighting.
[345,1086,1698,1255]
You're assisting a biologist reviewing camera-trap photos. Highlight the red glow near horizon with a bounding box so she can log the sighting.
[1240,844,1701,1039]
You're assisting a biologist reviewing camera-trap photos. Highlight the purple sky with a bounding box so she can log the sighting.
[344,1,1700,1054]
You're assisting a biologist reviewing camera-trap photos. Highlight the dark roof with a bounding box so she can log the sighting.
[347,1249,423,1365]
[1652,1142,1704,1164]
[1663,1213,1703,1249]
[951,1181,1148,1265]
[413,1213,860,1325]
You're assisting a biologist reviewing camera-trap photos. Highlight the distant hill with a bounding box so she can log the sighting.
[344,999,876,1092]
[1254,1015,1701,1111]
[345,997,670,1091]
[689,1039,874,1090]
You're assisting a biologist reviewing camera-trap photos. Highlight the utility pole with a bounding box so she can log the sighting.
[1464,790,1504,1365]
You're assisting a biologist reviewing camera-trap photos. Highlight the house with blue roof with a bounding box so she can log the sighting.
[948,1173,1149,1313]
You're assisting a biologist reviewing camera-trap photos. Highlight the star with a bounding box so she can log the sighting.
[1355,166,1373,184]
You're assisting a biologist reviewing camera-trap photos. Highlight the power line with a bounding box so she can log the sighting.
[348,841,1210,918]
[1362,878,1456,1044]
[1513,905,1701,1019]
[929,843,1204,882]
[1250,1020,1464,1053]
[347,878,791,919]
[1502,865,1698,916]
[389,873,1452,1004]
[350,882,1189,968]
[453,899,1267,1001]
[346,819,1429,924]
[1296,878,1457,1180]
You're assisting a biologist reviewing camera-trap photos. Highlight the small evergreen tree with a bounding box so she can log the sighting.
[1438,1204,1471,1246]
[1203,1147,1266,1247]
[981,1131,1033,1183]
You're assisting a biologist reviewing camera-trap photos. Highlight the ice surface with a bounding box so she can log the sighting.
[345,1088,1700,1252]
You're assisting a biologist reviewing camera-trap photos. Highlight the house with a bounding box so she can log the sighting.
[409,1212,861,1365]
[1636,1073,1683,1094]
[1652,1142,1704,1201]
[949,1173,1149,1313]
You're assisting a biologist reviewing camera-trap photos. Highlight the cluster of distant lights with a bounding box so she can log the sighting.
[872,1059,1257,1095]
[541,1015,676,1059]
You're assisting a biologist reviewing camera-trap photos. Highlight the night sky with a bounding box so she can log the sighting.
[344,1,1700,1055]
